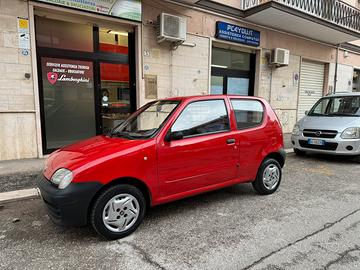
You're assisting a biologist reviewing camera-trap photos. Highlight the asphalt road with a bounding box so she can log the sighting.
[0,154,360,270]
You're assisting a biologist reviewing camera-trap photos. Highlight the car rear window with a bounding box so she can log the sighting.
[230,99,264,129]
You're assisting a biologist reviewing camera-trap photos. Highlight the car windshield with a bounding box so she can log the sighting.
[309,96,360,117]
[109,100,180,139]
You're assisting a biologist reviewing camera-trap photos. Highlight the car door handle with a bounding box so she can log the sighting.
[227,138,236,145]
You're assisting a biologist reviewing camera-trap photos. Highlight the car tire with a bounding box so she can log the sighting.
[90,184,146,240]
[252,158,282,195]
[294,148,306,156]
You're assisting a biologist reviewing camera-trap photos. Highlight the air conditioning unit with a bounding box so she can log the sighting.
[156,13,187,44]
[270,48,290,67]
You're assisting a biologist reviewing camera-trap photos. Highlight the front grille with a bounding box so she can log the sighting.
[299,140,338,151]
[303,129,338,139]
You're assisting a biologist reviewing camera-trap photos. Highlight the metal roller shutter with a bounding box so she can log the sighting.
[298,61,325,120]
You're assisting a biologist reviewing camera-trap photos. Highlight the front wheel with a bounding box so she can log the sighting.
[252,158,282,195]
[90,184,146,240]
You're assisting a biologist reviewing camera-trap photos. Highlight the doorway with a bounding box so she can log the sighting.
[211,47,256,96]
[35,16,136,154]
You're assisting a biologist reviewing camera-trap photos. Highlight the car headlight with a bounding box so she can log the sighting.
[341,127,360,139]
[50,168,73,189]
[292,125,300,136]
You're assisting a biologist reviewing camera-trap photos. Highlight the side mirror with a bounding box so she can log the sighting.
[165,131,184,142]
[305,110,309,115]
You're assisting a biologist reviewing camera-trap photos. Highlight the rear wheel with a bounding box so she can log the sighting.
[252,158,282,195]
[294,148,306,156]
[90,184,146,240]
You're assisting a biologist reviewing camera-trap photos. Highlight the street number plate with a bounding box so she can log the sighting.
[308,139,325,146]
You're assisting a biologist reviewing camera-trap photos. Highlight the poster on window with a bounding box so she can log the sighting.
[42,58,93,86]
[35,0,141,22]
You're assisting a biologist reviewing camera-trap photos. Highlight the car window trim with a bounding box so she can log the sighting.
[182,129,231,140]
[168,98,231,140]
[230,98,265,130]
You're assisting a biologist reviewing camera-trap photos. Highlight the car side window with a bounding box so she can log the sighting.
[171,99,230,137]
[231,99,264,129]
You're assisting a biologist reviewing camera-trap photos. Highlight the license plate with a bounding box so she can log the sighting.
[308,139,325,146]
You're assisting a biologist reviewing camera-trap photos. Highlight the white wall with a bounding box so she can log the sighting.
[328,63,354,92]
[141,23,210,106]
[259,50,300,133]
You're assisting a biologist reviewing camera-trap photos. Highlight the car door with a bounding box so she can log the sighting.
[157,99,239,198]
[230,98,267,181]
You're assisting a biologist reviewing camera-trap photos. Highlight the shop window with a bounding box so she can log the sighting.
[35,16,134,153]
[171,100,230,137]
[227,77,250,95]
[99,28,128,54]
[353,69,360,92]
[231,99,264,129]
[40,57,96,149]
[35,17,93,52]
[210,76,224,94]
[212,47,250,71]
[100,63,130,132]
[211,47,255,96]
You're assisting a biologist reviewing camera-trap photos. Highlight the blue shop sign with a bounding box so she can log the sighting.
[215,21,260,47]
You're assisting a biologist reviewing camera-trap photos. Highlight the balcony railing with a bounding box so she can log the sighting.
[242,0,360,32]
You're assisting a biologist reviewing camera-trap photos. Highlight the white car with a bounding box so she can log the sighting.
[291,92,360,156]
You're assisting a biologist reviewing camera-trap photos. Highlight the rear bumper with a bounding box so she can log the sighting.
[291,135,360,155]
[37,175,103,226]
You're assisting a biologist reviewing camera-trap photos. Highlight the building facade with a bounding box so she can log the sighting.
[0,0,360,160]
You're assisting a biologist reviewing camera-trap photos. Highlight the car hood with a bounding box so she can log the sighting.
[298,116,360,131]
[43,135,151,179]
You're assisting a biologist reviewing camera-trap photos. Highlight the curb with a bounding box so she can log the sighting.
[0,188,40,204]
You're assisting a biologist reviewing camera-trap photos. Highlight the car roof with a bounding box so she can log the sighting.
[161,95,264,102]
[325,92,360,97]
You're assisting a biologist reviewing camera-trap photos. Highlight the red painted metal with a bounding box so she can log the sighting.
[43,95,284,206]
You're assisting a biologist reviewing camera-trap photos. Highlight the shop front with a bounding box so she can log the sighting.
[210,21,259,96]
[31,1,141,154]
[211,47,256,96]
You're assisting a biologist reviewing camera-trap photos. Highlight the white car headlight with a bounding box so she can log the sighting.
[292,125,300,136]
[51,168,73,189]
[341,127,360,139]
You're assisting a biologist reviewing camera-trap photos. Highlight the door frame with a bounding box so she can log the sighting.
[36,22,136,154]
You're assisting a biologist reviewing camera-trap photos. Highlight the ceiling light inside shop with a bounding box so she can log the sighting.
[107,30,128,36]
[211,64,228,69]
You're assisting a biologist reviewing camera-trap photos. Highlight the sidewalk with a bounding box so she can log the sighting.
[0,158,45,193]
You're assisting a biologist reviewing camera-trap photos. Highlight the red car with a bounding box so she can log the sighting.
[38,95,285,240]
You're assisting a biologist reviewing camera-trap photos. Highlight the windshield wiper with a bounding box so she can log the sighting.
[110,131,149,139]
[109,131,134,139]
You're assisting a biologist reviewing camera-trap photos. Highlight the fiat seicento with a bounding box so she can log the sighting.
[38,95,286,240]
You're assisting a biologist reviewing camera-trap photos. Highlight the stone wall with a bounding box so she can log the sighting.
[259,50,299,133]
[0,0,37,160]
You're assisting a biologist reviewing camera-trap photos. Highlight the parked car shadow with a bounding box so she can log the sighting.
[27,183,258,243]
[293,152,360,164]
[146,183,257,218]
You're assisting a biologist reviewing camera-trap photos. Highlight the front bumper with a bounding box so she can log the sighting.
[37,175,103,226]
[291,134,360,155]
